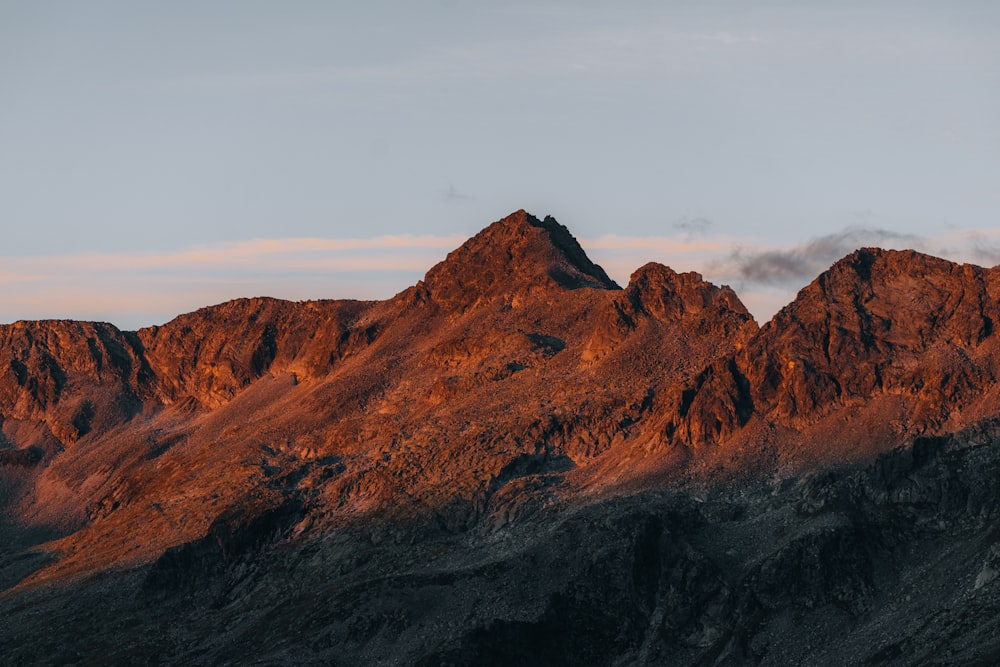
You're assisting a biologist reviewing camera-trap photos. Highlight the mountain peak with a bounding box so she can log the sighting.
[420,210,618,310]
[729,245,1000,443]
[821,247,957,284]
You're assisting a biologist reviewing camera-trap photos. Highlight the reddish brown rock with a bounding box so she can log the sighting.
[137,297,372,408]
[419,209,618,312]
[5,213,1000,667]
[2,214,1000,591]
[674,248,1000,473]
[0,320,151,454]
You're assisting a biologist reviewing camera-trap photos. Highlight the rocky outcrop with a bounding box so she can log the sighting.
[137,297,372,408]
[419,209,618,312]
[0,320,151,453]
[747,249,1000,422]
[582,262,756,364]
[669,248,1000,470]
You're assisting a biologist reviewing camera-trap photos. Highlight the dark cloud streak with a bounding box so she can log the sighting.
[444,184,474,203]
[723,227,923,285]
[673,216,713,237]
[966,232,1000,267]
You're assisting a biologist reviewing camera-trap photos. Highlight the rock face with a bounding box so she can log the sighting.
[753,248,1000,426]
[0,320,150,454]
[3,211,1000,665]
[668,248,1000,474]
[420,210,618,310]
[137,297,372,407]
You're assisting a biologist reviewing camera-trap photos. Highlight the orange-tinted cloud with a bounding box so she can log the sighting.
[3,229,998,329]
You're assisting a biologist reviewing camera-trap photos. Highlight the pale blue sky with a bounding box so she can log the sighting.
[2,1,998,327]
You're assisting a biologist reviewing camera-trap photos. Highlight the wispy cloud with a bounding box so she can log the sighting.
[444,184,475,203]
[964,231,1000,266]
[673,216,714,238]
[583,235,731,253]
[582,226,1000,323]
[4,227,999,330]
[0,235,463,328]
[1,235,464,276]
[164,10,997,94]
[166,22,772,93]
[717,227,922,285]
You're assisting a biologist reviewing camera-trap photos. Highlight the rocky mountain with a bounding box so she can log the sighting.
[3,210,1000,665]
[667,247,1000,475]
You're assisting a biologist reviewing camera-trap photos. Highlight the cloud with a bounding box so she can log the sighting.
[963,231,1000,267]
[166,21,775,94]
[444,184,475,203]
[5,226,1000,330]
[727,249,811,284]
[672,216,713,238]
[718,227,923,285]
[583,235,730,253]
[583,226,1000,325]
[0,235,465,275]
[0,235,465,328]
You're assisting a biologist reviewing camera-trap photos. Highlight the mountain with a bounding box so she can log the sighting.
[670,247,1000,474]
[3,210,1000,665]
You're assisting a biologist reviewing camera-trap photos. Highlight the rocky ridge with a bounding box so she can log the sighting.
[3,210,1000,665]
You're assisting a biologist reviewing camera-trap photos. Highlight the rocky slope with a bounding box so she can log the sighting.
[3,210,1000,665]
[668,248,1000,475]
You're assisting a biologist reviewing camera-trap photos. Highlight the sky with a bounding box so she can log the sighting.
[2,1,998,329]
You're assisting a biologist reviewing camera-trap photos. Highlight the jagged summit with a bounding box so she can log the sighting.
[815,246,967,286]
[420,209,618,310]
[771,246,997,344]
[665,244,1000,471]
[623,262,753,323]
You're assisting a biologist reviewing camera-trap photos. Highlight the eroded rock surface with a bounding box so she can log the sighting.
[3,211,1000,665]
